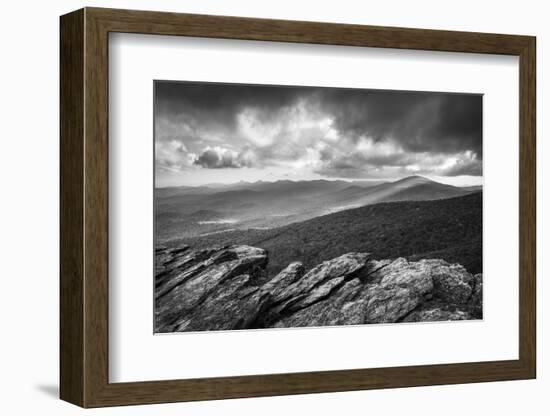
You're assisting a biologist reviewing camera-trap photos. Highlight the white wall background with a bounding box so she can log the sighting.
[0,0,545,414]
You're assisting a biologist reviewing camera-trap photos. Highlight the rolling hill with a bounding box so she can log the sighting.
[169,191,483,275]
[155,175,478,241]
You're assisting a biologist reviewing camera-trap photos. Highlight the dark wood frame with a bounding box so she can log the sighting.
[60,7,536,408]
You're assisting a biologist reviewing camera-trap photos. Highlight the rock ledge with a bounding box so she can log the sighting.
[155,245,482,332]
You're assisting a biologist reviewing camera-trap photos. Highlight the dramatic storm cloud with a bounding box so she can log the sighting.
[154,81,482,186]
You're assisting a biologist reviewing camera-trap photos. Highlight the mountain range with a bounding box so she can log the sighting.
[166,191,482,275]
[155,175,481,242]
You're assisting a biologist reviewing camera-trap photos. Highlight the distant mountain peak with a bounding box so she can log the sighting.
[391,175,437,187]
[395,175,433,182]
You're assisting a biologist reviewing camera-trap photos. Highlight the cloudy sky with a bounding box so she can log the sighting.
[154,81,482,187]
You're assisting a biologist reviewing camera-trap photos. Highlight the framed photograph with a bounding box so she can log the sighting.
[60,7,536,408]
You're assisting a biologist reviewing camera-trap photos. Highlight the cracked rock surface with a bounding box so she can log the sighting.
[155,245,482,332]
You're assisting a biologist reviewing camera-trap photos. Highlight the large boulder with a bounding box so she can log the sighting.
[172,274,272,332]
[155,245,268,332]
[425,260,473,304]
[272,252,372,304]
[273,257,434,327]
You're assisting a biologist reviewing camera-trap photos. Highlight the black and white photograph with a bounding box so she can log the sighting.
[154,81,483,333]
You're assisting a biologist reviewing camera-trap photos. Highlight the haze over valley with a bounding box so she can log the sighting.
[155,175,481,243]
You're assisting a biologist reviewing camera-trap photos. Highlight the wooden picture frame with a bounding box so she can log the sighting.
[60,7,536,408]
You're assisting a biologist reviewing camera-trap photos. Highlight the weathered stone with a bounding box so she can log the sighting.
[403,308,471,322]
[425,260,473,303]
[261,262,305,299]
[364,284,429,323]
[273,279,365,328]
[272,252,371,304]
[155,246,219,293]
[287,276,346,313]
[154,243,482,332]
[363,259,394,283]
[379,257,434,294]
[172,274,272,332]
[469,273,483,318]
[155,245,268,332]
[275,258,435,327]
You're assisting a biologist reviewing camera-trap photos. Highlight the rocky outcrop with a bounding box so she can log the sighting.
[155,245,482,332]
[155,245,268,332]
